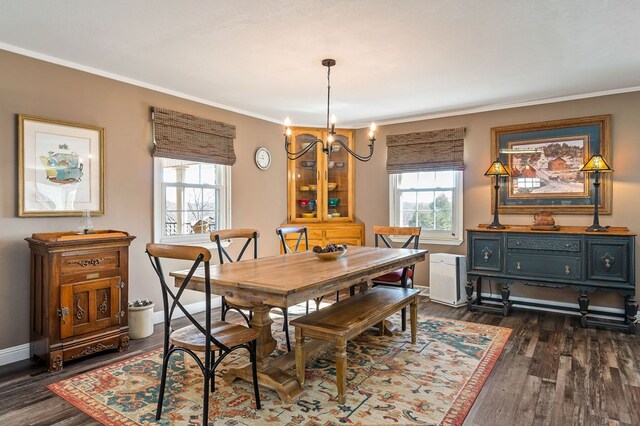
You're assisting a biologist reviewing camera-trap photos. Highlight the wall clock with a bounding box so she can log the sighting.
[255,147,271,170]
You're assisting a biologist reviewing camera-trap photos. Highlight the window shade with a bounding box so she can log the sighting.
[386,127,465,173]
[151,107,236,165]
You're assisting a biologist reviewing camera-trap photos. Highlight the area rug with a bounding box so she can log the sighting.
[49,314,511,425]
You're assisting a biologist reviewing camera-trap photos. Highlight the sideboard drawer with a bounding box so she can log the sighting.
[506,253,582,280]
[507,235,581,252]
[469,233,502,272]
[587,238,631,283]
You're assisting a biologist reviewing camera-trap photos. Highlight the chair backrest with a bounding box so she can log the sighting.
[373,226,421,249]
[210,228,259,264]
[146,243,229,352]
[275,225,309,253]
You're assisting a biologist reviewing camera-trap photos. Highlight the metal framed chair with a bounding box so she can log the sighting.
[371,226,422,331]
[211,229,293,352]
[146,243,261,425]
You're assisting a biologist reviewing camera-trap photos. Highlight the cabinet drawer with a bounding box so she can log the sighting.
[61,250,121,276]
[285,230,323,240]
[506,253,582,280]
[469,234,502,272]
[587,238,631,283]
[325,228,362,239]
[507,235,581,252]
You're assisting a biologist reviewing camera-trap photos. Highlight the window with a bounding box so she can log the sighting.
[154,158,231,244]
[389,170,463,245]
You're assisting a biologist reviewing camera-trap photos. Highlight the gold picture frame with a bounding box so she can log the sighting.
[491,115,611,215]
[18,114,105,217]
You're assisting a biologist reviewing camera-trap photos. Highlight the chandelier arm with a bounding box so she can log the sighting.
[285,138,327,160]
[333,138,376,162]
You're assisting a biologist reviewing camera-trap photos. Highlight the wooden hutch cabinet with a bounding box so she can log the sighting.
[25,230,135,371]
[283,127,364,249]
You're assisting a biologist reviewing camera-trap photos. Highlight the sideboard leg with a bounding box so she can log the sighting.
[625,295,638,334]
[465,278,475,311]
[500,283,511,316]
[578,292,590,328]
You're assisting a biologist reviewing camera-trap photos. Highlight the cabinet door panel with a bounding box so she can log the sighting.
[60,276,121,339]
[587,238,630,283]
[469,233,502,272]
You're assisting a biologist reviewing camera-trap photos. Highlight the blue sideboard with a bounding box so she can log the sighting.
[465,225,637,333]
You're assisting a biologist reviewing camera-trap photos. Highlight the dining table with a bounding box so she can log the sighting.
[170,245,427,403]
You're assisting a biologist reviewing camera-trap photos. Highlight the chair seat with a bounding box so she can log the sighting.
[170,321,259,352]
[373,267,413,283]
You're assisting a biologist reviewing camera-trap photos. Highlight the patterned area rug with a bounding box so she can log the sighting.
[49,313,511,425]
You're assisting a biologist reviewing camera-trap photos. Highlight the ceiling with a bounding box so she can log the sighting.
[1,1,639,128]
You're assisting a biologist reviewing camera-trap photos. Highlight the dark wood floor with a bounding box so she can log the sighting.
[1,299,638,425]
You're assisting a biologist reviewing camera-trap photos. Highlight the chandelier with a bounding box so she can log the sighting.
[284,58,377,161]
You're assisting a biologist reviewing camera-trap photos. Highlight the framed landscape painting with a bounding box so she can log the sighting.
[18,114,104,217]
[490,115,611,214]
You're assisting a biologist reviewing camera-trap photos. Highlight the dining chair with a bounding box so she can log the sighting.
[371,226,422,331]
[211,229,292,352]
[146,243,261,425]
[276,225,342,314]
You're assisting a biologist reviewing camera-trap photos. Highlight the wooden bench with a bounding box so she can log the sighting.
[290,286,420,404]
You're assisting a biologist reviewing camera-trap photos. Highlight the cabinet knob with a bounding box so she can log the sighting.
[516,261,522,270]
[116,281,126,289]
[565,265,571,274]
[57,307,70,324]
[516,241,521,245]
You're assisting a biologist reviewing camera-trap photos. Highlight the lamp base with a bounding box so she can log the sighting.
[486,222,506,230]
[585,224,609,232]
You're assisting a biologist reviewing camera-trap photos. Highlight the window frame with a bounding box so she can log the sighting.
[153,157,232,246]
[389,170,464,246]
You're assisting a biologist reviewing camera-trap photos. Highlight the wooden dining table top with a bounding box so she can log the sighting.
[170,245,427,307]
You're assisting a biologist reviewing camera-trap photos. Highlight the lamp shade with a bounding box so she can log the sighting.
[580,154,613,173]
[484,159,511,177]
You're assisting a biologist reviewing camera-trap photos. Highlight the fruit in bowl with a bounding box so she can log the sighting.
[312,243,348,260]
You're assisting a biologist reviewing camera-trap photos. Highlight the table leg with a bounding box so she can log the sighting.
[225,303,303,403]
[336,336,347,404]
[410,297,418,344]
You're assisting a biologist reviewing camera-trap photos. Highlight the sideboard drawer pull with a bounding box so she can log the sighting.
[516,261,522,270]
[565,265,571,275]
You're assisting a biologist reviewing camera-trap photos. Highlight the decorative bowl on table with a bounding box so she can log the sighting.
[328,198,340,207]
[312,243,347,260]
[327,182,338,191]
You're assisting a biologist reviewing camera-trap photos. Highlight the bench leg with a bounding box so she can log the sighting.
[295,328,305,384]
[336,336,347,405]
[410,298,418,344]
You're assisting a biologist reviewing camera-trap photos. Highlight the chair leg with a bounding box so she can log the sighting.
[155,353,170,420]
[282,308,291,352]
[210,352,216,392]
[401,306,407,331]
[221,299,227,321]
[203,352,210,426]
[250,341,261,409]
[336,290,340,302]
[305,300,310,314]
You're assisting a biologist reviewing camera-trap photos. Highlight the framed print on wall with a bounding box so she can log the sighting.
[18,114,105,217]
[490,115,611,215]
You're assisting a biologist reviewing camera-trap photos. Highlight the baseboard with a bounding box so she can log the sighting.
[414,285,430,297]
[0,299,218,367]
[0,343,30,366]
[152,297,221,324]
[478,292,630,321]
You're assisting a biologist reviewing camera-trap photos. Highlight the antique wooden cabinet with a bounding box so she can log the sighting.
[26,230,135,371]
[465,225,636,333]
[283,127,364,249]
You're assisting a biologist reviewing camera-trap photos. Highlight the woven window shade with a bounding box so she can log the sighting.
[386,127,465,173]
[152,107,236,165]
